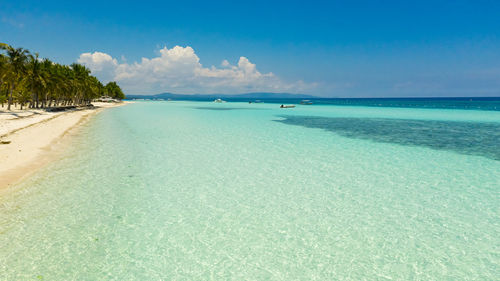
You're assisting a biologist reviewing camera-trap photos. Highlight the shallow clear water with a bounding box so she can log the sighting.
[1,101,499,280]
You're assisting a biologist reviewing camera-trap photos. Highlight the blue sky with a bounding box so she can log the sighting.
[1,0,500,97]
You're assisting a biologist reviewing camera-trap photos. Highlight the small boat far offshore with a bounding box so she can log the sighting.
[214,98,226,103]
[300,100,313,105]
[280,104,296,108]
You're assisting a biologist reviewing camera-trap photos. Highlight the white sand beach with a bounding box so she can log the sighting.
[0,102,129,189]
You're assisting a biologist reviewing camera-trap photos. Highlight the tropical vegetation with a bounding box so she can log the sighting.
[0,43,125,111]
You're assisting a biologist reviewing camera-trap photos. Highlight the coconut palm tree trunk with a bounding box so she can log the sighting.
[7,83,14,110]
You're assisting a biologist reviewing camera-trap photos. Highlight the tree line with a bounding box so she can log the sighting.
[0,43,125,111]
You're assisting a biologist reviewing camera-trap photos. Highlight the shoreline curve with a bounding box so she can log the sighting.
[0,102,130,190]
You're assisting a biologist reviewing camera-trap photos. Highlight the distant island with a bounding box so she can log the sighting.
[126,92,318,101]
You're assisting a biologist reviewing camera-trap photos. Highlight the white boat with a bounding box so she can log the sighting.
[213,98,226,103]
[249,100,263,104]
[280,104,296,108]
[300,100,313,105]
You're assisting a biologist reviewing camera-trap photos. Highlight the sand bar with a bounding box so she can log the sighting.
[0,102,129,189]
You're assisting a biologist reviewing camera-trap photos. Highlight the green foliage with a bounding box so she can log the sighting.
[0,42,125,110]
[104,81,125,100]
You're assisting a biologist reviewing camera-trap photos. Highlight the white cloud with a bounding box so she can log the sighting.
[77,52,118,82]
[77,45,316,95]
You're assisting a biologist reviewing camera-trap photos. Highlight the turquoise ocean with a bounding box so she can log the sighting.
[1,100,499,280]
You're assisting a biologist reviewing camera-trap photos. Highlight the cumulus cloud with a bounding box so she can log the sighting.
[77,45,316,94]
[77,52,118,82]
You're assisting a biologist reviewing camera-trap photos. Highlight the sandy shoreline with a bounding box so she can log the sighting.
[0,102,129,190]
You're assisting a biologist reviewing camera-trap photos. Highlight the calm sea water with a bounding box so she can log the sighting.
[1,100,499,280]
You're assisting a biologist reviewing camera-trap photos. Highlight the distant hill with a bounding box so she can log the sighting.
[223,92,317,99]
[126,92,317,100]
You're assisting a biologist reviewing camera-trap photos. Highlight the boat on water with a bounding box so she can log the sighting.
[249,100,263,104]
[280,104,296,108]
[300,100,313,105]
[214,98,226,103]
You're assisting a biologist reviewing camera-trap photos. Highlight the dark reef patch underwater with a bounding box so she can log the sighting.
[276,116,500,161]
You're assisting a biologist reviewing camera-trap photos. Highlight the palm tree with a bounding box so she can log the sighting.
[1,44,30,110]
[15,79,31,110]
[41,59,57,107]
[104,81,126,100]
[0,53,8,107]
[0,42,124,111]
[70,63,89,105]
[26,53,46,108]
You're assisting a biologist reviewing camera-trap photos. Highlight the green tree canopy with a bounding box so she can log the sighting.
[104,81,126,100]
[0,42,125,110]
